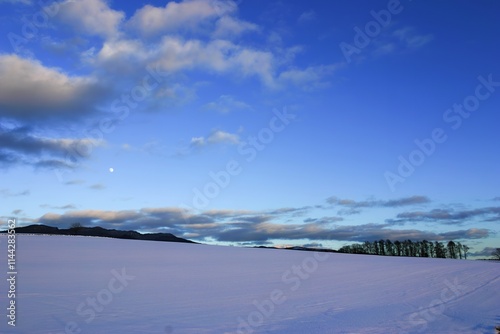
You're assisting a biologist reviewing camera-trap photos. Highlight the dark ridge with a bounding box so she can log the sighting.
[0,224,197,244]
[253,245,339,253]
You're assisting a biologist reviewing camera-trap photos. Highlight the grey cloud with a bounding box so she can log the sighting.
[338,208,363,216]
[238,241,274,247]
[231,215,271,224]
[38,210,144,228]
[327,195,430,215]
[0,189,30,197]
[390,207,500,225]
[439,228,490,240]
[198,207,313,226]
[0,151,23,167]
[40,204,77,210]
[267,206,312,216]
[35,159,75,170]
[383,196,431,207]
[469,247,498,257]
[64,179,85,185]
[201,209,256,219]
[141,207,214,226]
[214,221,489,243]
[34,204,492,245]
[303,242,323,248]
[0,125,94,156]
[0,54,108,122]
[0,124,104,170]
[303,216,343,224]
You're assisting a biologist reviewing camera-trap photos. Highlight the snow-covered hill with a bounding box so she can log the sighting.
[0,235,498,333]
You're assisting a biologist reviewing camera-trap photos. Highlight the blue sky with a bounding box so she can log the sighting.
[0,0,499,257]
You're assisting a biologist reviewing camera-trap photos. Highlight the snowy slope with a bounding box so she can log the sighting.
[0,235,498,334]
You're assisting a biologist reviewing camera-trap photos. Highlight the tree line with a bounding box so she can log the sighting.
[338,240,470,259]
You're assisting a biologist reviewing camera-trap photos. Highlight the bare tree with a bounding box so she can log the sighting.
[337,240,469,260]
[435,241,446,258]
[394,240,402,256]
[428,241,435,258]
[462,245,469,259]
[456,242,463,259]
[447,241,457,259]
[492,248,500,260]
[70,222,83,234]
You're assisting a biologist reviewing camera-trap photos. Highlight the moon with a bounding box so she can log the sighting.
[109,167,114,173]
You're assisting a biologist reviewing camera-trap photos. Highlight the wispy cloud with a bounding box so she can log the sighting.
[64,179,85,186]
[393,27,433,49]
[277,64,341,90]
[89,183,106,190]
[189,130,240,150]
[369,26,433,59]
[0,0,32,5]
[327,195,431,215]
[203,95,251,113]
[298,10,316,23]
[0,189,30,197]
[213,16,259,38]
[40,204,77,210]
[388,207,500,225]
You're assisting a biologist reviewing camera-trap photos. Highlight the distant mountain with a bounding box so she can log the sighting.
[1,224,196,244]
[253,245,339,254]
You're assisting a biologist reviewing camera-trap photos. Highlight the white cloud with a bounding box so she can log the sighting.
[155,37,229,71]
[129,0,236,36]
[95,39,151,76]
[153,37,275,86]
[207,130,239,144]
[277,64,341,90]
[49,0,125,38]
[94,35,333,90]
[213,16,259,38]
[97,39,146,61]
[190,130,240,149]
[203,95,251,113]
[233,47,275,86]
[190,137,206,148]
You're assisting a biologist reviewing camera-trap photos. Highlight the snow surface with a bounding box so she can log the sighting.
[0,235,499,334]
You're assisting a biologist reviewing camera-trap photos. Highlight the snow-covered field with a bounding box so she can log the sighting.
[0,235,498,334]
